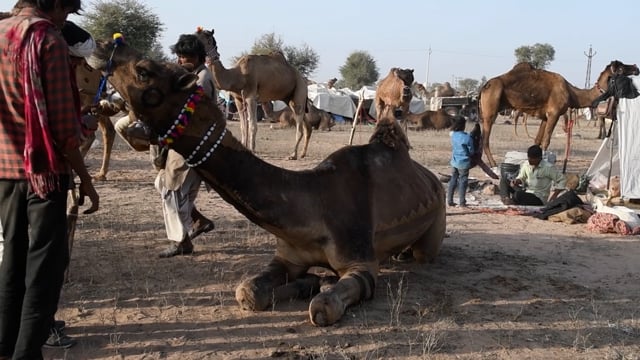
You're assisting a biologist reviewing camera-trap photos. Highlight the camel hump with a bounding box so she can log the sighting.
[512,62,536,72]
[268,51,288,63]
[369,118,410,150]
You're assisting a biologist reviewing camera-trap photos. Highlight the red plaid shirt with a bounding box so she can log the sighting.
[0,8,82,180]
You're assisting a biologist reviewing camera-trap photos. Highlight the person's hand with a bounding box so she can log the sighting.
[511,179,523,188]
[78,179,99,214]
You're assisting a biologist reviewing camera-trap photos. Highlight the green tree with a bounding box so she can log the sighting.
[235,33,319,78]
[81,0,166,60]
[457,78,479,95]
[283,44,319,79]
[514,43,555,69]
[339,51,379,90]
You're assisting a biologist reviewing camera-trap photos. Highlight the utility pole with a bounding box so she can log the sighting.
[425,46,432,88]
[584,45,596,88]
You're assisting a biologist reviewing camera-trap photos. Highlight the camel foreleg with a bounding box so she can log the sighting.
[245,97,259,153]
[308,264,377,326]
[235,96,249,149]
[235,258,308,312]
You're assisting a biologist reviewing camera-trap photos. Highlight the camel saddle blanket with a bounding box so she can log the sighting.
[596,97,616,118]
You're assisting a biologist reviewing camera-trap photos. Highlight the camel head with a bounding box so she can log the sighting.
[194,27,220,62]
[594,60,640,91]
[392,68,415,87]
[87,39,218,143]
[609,60,639,76]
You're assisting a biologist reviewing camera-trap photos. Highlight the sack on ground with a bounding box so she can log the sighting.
[548,207,593,224]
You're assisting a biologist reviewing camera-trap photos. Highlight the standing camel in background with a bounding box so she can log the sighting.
[195,28,309,160]
[478,61,639,167]
[375,68,414,121]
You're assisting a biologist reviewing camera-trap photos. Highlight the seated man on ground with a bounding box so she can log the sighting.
[500,145,567,206]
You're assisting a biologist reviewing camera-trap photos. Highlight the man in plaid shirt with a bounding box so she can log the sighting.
[0,1,99,358]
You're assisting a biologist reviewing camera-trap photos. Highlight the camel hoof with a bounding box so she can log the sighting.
[235,280,270,311]
[288,154,298,160]
[308,291,345,326]
[93,174,107,181]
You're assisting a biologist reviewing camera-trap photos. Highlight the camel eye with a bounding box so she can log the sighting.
[136,68,150,82]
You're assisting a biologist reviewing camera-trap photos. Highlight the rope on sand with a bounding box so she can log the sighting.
[446,207,531,216]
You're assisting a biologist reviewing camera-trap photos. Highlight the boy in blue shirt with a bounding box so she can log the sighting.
[447,116,474,207]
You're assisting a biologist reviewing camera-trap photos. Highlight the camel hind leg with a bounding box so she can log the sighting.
[411,206,446,264]
[289,105,309,160]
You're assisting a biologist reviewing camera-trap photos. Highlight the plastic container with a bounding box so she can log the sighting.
[500,162,520,180]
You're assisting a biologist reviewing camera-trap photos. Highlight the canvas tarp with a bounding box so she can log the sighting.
[307,84,357,119]
[586,76,640,198]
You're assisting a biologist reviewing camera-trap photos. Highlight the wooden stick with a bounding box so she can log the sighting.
[348,92,365,145]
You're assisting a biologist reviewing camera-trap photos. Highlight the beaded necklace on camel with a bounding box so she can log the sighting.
[157,85,227,167]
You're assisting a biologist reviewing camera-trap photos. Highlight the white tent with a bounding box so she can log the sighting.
[586,76,640,198]
[307,84,357,119]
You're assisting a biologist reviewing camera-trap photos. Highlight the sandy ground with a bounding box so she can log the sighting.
[44,117,639,360]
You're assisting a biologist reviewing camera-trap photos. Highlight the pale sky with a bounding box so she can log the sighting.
[75,0,639,88]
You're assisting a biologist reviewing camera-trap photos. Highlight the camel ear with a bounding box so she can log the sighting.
[210,28,215,34]
[410,69,414,73]
[174,73,199,91]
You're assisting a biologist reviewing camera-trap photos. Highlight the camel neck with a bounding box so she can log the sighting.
[185,125,227,167]
[158,86,205,147]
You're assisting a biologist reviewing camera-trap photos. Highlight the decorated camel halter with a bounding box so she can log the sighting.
[93,33,124,105]
[156,85,226,167]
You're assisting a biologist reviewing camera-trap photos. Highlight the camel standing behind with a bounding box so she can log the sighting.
[479,61,639,167]
[74,62,126,180]
[406,109,454,131]
[262,101,335,131]
[88,39,446,327]
[195,29,310,160]
[375,68,414,120]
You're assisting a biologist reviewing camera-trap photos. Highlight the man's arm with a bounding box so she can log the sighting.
[41,29,99,213]
[547,166,567,202]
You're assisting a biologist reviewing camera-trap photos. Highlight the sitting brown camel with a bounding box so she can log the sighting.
[434,82,455,97]
[479,60,639,167]
[375,68,414,120]
[405,109,454,131]
[88,39,445,327]
[411,82,429,100]
[194,28,310,160]
[263,100,335,131]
